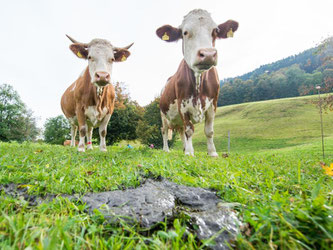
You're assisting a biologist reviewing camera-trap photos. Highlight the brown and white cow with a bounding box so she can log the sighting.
[156,9,238,156]
[61,35,133,152]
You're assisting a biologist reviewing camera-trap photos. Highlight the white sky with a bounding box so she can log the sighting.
[0,0,332,128]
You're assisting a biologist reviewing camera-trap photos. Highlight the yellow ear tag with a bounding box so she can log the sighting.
[121,55,127,61]
[162,32,170,41]
[227,28,234,38]
[77,51,83,58]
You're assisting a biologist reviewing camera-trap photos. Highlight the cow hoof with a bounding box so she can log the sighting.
[100,147,107,152]
[87,145,93,150]
[78,147,85,152]
[209,152,218,157]
[185,152,194,156]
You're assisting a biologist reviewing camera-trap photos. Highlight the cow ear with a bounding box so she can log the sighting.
[114,49,131,62]
[216,20,239,39]
[156,25,182,42]
[69,43,88,59]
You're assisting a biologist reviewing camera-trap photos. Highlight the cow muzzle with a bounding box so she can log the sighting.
[194,48,217,70]
[94,71,111,86]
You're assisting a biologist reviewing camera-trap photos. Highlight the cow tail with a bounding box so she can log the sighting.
[168,129,173,140]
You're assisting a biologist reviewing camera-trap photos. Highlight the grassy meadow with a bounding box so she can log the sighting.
[0,95,333,249]
[178,95,333,154]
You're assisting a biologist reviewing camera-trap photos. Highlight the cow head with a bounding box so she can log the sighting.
[66,35,133,87]
[156,9,238,73]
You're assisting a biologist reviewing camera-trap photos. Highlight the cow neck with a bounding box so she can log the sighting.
[182,60,202,96]
[82,66,109,118]
[96,86,108,118]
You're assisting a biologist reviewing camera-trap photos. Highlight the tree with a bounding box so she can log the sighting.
[315,37,333,110]
[136,97,176,149]
[104,103,143,145]
[43,115,70,144]
[0,84,39,142]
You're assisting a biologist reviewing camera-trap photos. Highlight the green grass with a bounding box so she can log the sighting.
[175,95,333,154]
[0,141,332,249]
[0,95,333,249]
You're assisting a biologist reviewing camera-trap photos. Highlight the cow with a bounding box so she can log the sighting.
[61,35,133,152]
[156,9,238,156]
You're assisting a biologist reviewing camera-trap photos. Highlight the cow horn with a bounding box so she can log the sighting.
[65,34,88,47]
[113,42,134,51]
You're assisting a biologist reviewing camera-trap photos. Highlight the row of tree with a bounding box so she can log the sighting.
[218,37,333,106]
[0,84,39,142]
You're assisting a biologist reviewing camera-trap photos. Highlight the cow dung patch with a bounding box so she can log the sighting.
[1,179,242,250]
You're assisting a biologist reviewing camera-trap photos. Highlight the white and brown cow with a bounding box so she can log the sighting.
[61,35,133,152]
[156,9,238,156]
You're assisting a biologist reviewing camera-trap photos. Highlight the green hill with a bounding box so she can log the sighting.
[174,95,333,153]
[218,37,333,106]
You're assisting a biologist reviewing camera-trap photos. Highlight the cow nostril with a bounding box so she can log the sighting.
[95,73,100,79]
[199,52,205,58]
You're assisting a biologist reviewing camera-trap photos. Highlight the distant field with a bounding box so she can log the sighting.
[174,95,333,154]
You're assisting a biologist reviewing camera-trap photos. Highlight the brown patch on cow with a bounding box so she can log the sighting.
[156,25,182,42]
[61,67,115,122]
[80,126,86,137]
[217,20,239,39]
[61,65,115,144]
[70,43,88,59]
[160,60,219,120]
[114,49,131,62]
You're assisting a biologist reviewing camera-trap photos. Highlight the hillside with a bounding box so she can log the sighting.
[218,37,333,106]
[230,47,320,81]
[174,95,333,153]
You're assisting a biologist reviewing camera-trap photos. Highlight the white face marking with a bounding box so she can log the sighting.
[180,10,218,72]
[87,40,114,86]
[85,106,108,127]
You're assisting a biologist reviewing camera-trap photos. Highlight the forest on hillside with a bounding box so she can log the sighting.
[218,37,333,106]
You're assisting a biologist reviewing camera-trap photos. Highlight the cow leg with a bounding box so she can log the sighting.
[161,112,170,152]
[99,114,111,152]
[70,125,77,147]
[205,106,218,157]
[77,109,86,152]
[183,113,194,156]
[178,128,186,152]
[86,127,93,150]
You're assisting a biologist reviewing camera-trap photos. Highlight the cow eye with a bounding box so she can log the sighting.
[183,31,188,36]
[109,58,115,63]
[88,56,92,60]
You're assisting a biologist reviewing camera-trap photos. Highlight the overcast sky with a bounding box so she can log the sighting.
[0,0,332,127]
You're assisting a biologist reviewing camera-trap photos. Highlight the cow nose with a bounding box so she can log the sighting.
[95,72,110,82]
[197,48,217,63]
